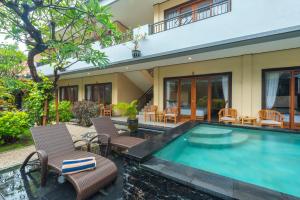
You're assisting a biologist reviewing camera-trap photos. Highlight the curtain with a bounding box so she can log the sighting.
[222,76,229,108]
[61,88,65,100]
[86,86,92,101]
[265,72,281,109]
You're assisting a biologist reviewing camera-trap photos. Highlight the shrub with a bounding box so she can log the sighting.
[72,101,99,127]
[0,111,32,144]
[49,101,73,122]
[22,77,53,125]
[114,100,138,120]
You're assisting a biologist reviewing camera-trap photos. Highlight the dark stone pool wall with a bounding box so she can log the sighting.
[123,157,221,200]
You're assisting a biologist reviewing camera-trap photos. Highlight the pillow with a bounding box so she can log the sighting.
[62,157,96,175]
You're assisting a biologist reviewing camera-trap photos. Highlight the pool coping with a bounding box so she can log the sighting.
[141,158,299,200]
[125,121,300,200]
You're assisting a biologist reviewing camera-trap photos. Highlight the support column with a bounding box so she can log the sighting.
[241,55,253,116]
[153,67,161,110]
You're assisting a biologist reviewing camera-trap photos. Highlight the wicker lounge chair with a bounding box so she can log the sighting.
[164,106,178,124]
[91,117,145,150]
[103,104,113,117]
[218,108,238,123]
[21,124,118,200]
[144,105,157,122]
[258,109,284,128]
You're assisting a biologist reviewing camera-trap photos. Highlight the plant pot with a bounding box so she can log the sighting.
[127,118,138,133]
[132,50,141,58]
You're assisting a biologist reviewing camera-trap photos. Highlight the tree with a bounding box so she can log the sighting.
[0,0,120,124]
[0,44,26,77]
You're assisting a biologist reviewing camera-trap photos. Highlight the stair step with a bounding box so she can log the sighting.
[186,134,248,148]
[190,127,232,138]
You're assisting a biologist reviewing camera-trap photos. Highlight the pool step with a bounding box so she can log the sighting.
[190,128,232,138]
[187,133,249,148]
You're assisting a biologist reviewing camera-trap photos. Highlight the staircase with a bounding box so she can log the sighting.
[136,87,153,120]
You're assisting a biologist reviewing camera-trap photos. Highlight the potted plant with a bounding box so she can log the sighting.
[114,100,139,132]
[126,29,147,58]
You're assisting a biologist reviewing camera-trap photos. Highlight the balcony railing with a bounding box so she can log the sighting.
[149,0,231,35]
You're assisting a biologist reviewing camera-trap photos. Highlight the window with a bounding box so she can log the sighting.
[59,86,78,103]
[165,0,212,24]
[85,83,112,105]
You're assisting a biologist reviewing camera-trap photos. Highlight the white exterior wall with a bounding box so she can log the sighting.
[39,0,300,75]
[101,0,300,63]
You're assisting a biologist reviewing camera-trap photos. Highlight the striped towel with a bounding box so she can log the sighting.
[62,157,96,175]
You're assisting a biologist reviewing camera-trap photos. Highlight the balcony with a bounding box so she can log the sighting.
[39,0,300,77]
[149,0,231,35]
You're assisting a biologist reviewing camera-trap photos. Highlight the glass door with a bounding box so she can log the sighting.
[180,79,192,117]
[293,71,300,129]
[196,79,209,121]
[211,75,228,121]
[264,71,291,128]
[164,73,231,122]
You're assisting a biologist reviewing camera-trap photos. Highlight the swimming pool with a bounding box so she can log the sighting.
[154,124,300,198]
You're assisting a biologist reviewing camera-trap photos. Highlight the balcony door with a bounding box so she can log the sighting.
[164,73,231,121]
[263,69,300,129]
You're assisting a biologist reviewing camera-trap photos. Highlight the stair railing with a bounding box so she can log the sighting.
[137,86,153,111]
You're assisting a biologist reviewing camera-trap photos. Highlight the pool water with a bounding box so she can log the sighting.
[154,124,300,198]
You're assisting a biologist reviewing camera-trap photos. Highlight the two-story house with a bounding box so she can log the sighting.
[39,0,300,129]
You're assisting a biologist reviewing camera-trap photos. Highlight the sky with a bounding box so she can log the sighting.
[0,33,28,54]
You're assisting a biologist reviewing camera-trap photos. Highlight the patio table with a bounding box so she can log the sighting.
[241,116,257,125]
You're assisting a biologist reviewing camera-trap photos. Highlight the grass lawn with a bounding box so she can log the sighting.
[0,138,33,154]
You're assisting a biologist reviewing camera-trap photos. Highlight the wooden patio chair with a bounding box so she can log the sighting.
[103,104,113,117]
[164,106,178,124]
[258,109,284,128]
[218,108,238,123]
[91,117,145,150]
[144,105,158,122]
[21,124,118,200]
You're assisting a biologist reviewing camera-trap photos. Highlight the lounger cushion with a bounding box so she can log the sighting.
[111,136,145,149]
[260,120,281,125]
[49,151,117,200]
[220,117,236,121]
[62,157,96,175]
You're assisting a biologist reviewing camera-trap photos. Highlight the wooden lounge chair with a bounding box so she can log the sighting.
[21,124,118,200]
[218,108,238,123]
[164,106,178,124]
[144,105,157,122]
[91,117,145,150]
[103,104,113,117]
[258,109,284,128]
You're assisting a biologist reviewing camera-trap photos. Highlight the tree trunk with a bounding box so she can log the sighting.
[55,89,59,124]
[27,49,42,83]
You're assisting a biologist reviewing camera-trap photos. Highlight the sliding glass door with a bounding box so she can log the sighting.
[263,69,300,129]
[293,71,300,129]
[164,73,231,121]
[211,75,228,121]
[196,79,209,120]
[180,79,192,117]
